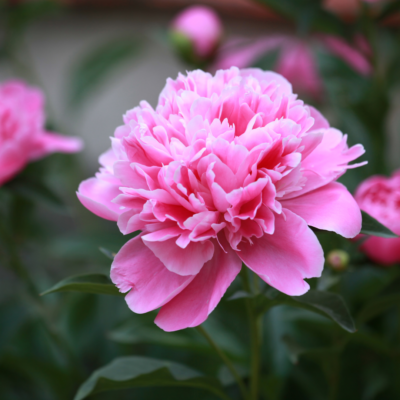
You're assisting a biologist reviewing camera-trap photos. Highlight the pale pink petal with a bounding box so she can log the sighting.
[142,234,214,276]
[77,177,123,221]
[30,132,83,160]
[286,128,366,198]
[308,106,330,131]
[155,237,241,331]
[111,235,194,313]
[237,209,324,296]
[282,182,361,238]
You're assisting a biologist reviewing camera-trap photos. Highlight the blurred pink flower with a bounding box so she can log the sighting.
[355,171,400,265]
[213,34,372,98]
[0,80,83,186]
[171,5,222,59]
[78,68,365,331]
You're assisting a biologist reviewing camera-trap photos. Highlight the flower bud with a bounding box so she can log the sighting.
[326,250,350,271]
[170,5,222,65]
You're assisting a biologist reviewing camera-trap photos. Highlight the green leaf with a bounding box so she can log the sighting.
[41,273,123,297]
[357,293,400,325]
[231,288,356,333]
[290,290,356,333]
[360,210,398,238]
[74,356,230,400]
[68,38,141,109]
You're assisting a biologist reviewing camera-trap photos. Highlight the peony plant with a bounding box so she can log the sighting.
[77,67,366,332]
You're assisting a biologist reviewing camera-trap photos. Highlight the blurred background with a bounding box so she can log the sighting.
[1,1,400,399]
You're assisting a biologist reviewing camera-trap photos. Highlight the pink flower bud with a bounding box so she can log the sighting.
[171,6,222,61]
[0,80,83,186]
[355,171,400,266]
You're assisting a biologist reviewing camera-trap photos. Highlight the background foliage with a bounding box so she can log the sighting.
[0,1,400,399]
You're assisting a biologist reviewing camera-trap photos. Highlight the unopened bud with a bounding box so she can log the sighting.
[170,5,222,65]
[327,250,349,271]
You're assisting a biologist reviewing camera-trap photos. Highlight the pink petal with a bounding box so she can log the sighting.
[276,42,323,98]
[321,35,372,76]
[308,106,330,131]
[111,235,194,313]
[30,132,83,160]
[142,233,214,276]
[360,236,400,266]
[281,182,361,238]
[155,237,241,331]
[0,142,27,185]
[237,209,324,296]
[77,177,123,221]
[287,128,366,198]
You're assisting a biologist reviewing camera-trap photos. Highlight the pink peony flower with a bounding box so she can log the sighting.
[355,171,400,265]
[77,68,366,331]
[171,5,222,59]
[0,80,83,186]
[213,35,371,98]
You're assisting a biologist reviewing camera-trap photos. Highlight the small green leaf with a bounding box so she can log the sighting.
[74,356,230,400]
[360,211,398,238]
[232,288,356,333]
[41,273,123,297]
[291,290,356,333]
[68,38,141,109]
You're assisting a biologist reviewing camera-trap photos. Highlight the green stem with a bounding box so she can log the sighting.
[196,325,249,400]
[241,269,262,400]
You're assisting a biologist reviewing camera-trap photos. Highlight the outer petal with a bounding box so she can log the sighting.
[77,177,123,221]
[360,236,400,266]
[308,106,330,131]
[142,233,214,276]
[0,142,26,185]
[30,132,83,160]
[111,235,194,313]
[285,128,366,198]
[237,209,324,296]
[281,182,361,238]
[320,35,371,76]
[155,237,242,331]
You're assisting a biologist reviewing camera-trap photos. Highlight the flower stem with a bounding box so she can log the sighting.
[241,268,262,400]
[196,325,249,400]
